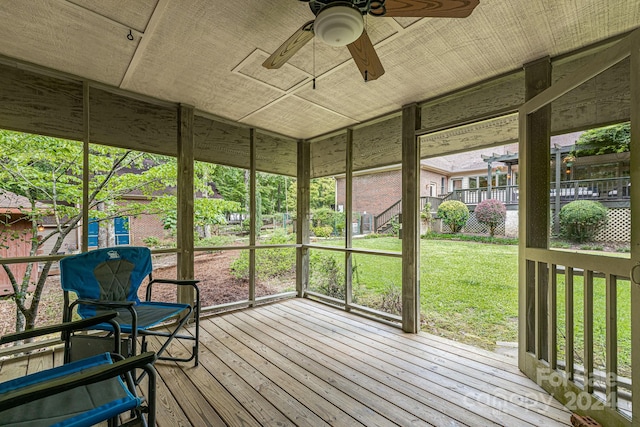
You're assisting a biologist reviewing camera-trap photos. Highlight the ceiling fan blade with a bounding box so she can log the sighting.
[347,30,385,81]
[262,20,315,69]
[383,0,479,18]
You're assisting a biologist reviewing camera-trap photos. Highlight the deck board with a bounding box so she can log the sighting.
[2,299,574,426]
[281,299,571,419]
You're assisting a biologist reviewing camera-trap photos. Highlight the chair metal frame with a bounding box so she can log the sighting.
[60,247,200,368]
[0,312,157,427]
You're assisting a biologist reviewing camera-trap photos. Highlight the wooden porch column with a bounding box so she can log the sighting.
[81,81,90,253]
[519,57,551,367]
[401,103,420,333]
[630,31,640,427]
[296,139,310,297]
[177,104,195,305]
[345,129,353,309]
[249,128,256,305]
[553,148,562,235]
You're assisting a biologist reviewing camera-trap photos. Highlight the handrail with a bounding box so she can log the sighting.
[449,176,630,206]
[373,196,443,232]
[373,199,402,232]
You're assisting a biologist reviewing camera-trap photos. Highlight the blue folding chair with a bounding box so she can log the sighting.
[60,247,200,369]
[0,312,156,427]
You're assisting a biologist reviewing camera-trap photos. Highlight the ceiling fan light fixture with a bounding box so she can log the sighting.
[314,4,363,47]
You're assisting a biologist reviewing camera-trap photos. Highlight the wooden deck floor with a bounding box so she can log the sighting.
[2,298,574,426]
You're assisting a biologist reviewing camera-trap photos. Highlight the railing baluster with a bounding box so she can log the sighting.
[549,264,557,369]
[565,266,574,381]
[536,261,549,361]
[584,269,594,393]
[606,273,618,409]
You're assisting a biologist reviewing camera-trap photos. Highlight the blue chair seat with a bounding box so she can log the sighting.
[1,353,139,427]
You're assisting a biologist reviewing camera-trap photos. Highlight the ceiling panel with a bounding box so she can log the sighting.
[0,0,638,139]
[0,0,140,86]
[66,0,158,32]
[241,95,358,139]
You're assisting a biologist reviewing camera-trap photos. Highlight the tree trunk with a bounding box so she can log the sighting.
[97,202,108,248]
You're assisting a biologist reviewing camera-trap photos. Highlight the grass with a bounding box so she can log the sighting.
[310,235,632,378]
[420,239,518,349]
[314,236,519,350]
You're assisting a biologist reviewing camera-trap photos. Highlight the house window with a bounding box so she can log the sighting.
[468,177,478,189]
[88,217,130,247]
[114,217,130,245]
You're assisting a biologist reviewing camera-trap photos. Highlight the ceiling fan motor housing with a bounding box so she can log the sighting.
[306,0,387,17]
[314,2,365,46]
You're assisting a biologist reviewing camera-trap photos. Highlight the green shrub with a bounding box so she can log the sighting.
[311,207,345,236]
[313,225,334,238]
[378,283,402,315]
[230,230,295,280]
[142,236,160,247]
[142,236,176,248]
[309,251,344,299]
[559,200,608,243]
[196,235,231,247]
[421,231,517,245]
[437,200,469,233]
[474,199,506,237]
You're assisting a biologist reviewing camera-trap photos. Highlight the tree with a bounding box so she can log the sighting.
[287,177,335,214]
[573,122,630,157]
[257,173,291,215]
[475,199,506,237]
[0,130,240,333]
[310,177,336,210]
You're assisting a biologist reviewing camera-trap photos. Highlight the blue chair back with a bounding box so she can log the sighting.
[60,247,153,317]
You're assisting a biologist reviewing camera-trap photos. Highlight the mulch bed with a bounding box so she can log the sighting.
[0,251,290,337]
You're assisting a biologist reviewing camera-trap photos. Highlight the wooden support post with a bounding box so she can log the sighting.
[401,103,420,333]
[345,129,353,309]
[519,57,551,368]
[177,104,195,305]
[249,129,256,305]
[486,162,492,200]
[296,140,310,297]
[81,82,90,253]
[629,30,640,426]
[554,149,562,235]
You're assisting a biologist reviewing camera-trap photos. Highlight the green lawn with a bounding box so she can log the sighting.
[310,236,631,377]
[315,237,519,349]
[419,239,518,349]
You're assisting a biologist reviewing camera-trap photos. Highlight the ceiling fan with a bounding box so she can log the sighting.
[262,0,480,82]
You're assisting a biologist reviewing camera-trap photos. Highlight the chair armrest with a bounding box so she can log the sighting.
[147,279,200,303]
[76,299,135,308]
[149,279,200,287]
[0,312,118,345]
[0,352,157,412]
